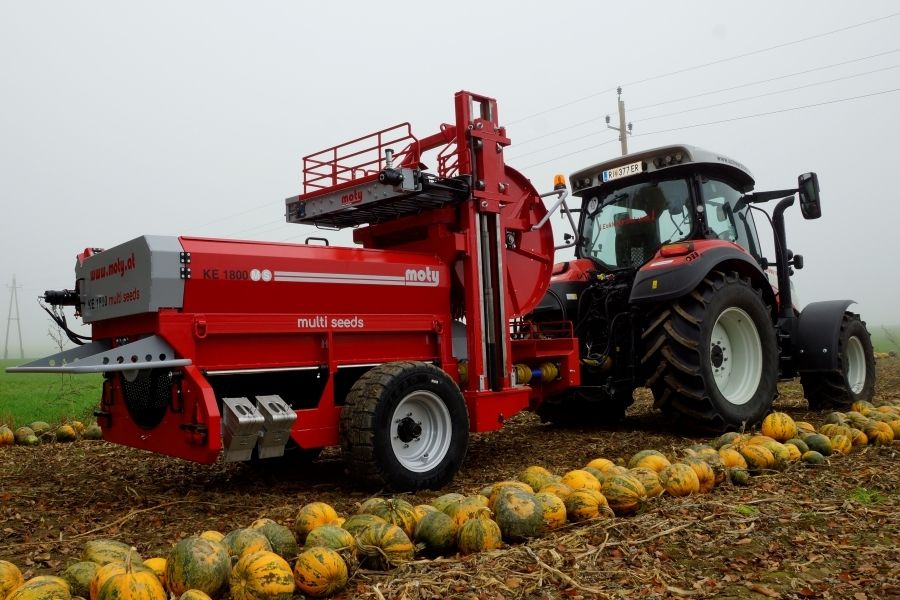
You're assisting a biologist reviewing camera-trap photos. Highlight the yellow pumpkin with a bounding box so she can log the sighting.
[848,428,869,447]
[7,577,71,600]
[563,489,610,522]
[97,555,166,600]
[141,558,166,590]
[794,421,816,434]
[739,444,775,472]
[658,464,700,497]
[487,481,533,512]
[293,502,339,544]
[718,448,748,470]
[560,469,602,491]
[851,400,875,414]
[230,551,294,600]
[456,511,503,554]
[628,467,664,498]
[830,434,853,455]
[683,458,716,493]
[517,465,558,491]
[412,504,438,525]
[602,474,647,515]
[585,457,617,473]
[91,561,155,600]
[864,421,894,445]
[538,482,574,500]
[761,412,798,442]
[783,443,802,462]
[199,531,224,543]
[534,492,567,530]
[0,560,25,600]
[292,547,348,598]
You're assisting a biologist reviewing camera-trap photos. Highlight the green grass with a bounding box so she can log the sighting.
[0,358,101,427]
[848,487,886,505]
[870,325,900,353]
[734,504,760,516]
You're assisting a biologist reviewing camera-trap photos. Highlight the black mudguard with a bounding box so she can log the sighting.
[630,245,770,305]
[796,300,855,372]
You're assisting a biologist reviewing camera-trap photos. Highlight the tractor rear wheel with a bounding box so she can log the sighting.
[641,270,778,432]
[801,312,875,409]
[340,361,469,490]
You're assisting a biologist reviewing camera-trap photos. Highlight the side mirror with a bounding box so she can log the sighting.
[798,172,821,220]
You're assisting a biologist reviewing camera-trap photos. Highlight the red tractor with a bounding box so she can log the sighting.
[532,145,876,430]
[9,93,875,491]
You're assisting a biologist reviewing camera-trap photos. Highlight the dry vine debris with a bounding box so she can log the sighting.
[1,361,899,599]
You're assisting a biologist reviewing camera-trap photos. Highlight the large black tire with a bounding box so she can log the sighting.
[801,312,875,409]
[340,361,469,490]
[641,270,778,432]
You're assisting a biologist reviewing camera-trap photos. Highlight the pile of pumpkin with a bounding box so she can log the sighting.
[0,421,102,447]
[1,401,897,599]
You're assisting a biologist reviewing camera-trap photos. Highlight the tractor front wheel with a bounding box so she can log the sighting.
[642,270,778,432]
[340,361,469,490]
[801,312,875,409]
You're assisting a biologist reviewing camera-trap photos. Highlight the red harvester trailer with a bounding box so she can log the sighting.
[12,91,580,490]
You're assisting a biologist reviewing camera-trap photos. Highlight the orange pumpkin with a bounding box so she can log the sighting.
[739,445,775,472]
[830,434,852,455]
[7,577,71,600]
[487,481,533,511]
[456,511,503,554]
[683,458,716,493]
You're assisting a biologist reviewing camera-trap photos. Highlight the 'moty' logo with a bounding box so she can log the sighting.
[341,190,363,205]
[405,267,440,287]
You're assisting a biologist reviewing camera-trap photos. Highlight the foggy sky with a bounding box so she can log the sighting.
[1,1,899,357]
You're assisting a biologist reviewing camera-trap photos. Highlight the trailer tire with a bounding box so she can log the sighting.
[641,270,778,432]
[340,361,468,491]
[801,312,875,409]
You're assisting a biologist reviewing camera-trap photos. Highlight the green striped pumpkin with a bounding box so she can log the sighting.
[229,551,294,600]
[164,537,230,599]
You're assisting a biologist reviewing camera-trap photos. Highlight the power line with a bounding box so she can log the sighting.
[520,89,900,169]
[510,48,900,150]
[637,64,900,123]
[510,65,900,160]
[633,88,900,137]
[520,138,620,170]
[630,48,900,113]
[506,11,900,125]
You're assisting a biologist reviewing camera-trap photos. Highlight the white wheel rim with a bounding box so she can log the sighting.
[846,335,866,394]
[709,307,763,406]
[390,390,452,473]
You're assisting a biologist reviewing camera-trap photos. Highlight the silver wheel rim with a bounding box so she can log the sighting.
[709,307,763,406]
[846,335,866,394]
[390,390,452,472]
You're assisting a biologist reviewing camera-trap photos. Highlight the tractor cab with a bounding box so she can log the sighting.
[569,144,765,271]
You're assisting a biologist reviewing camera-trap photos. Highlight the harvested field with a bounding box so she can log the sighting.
[1,360,898,599]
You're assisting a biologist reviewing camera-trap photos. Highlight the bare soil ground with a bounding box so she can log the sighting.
[1,361,898,599]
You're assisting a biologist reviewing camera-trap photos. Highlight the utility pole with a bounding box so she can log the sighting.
[606,87,633,156]
[4,275,24,359]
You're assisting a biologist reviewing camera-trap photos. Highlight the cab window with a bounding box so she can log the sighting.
[700,178,762,261]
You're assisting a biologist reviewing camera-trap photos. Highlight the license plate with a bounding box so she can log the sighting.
[602,160,644,182]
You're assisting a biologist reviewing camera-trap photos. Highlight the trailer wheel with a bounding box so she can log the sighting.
[340,361,468,491]
[641,270,778,432]
[801,312,875,409]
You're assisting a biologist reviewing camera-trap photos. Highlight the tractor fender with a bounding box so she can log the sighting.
[796,299,855,371]
[630,245,773,308]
